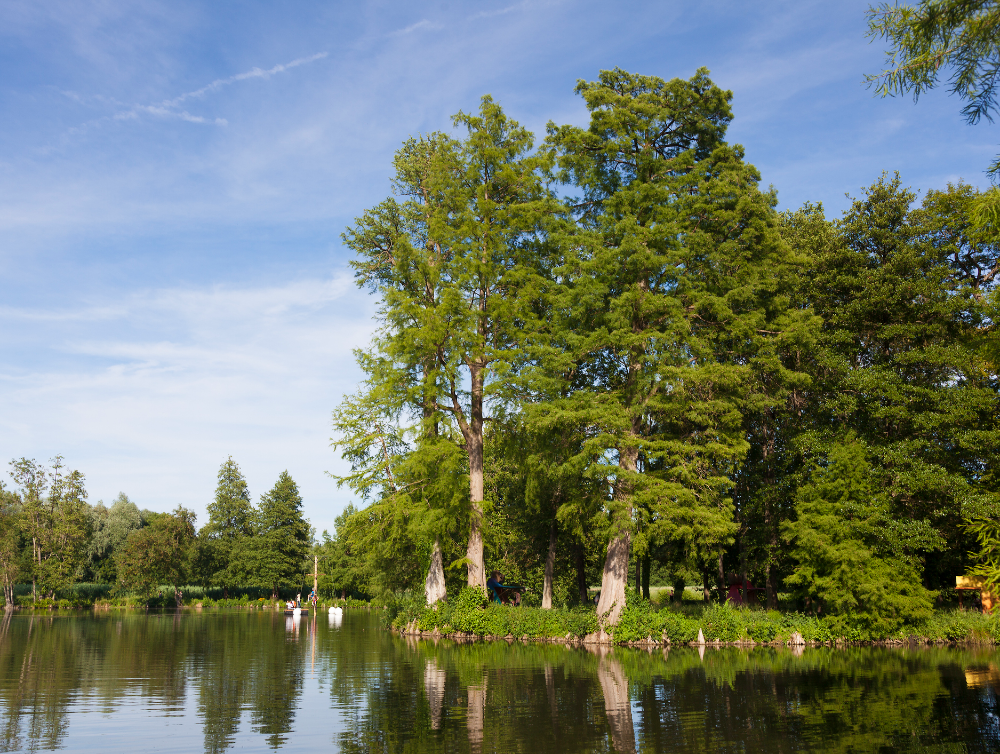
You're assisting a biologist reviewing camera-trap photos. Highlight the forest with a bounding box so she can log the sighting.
[0,456,314,608]
[326,64,1000,632]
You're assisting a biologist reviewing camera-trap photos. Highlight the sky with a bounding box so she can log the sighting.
[0,0,996,537]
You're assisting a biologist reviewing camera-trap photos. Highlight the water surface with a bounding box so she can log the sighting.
[0,610,997,752]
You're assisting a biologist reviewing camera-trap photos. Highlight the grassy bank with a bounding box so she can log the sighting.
[388,588,1000,645]
[3,583,380,611]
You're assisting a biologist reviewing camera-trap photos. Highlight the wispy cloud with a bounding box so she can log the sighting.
[467,2,526,21]
[67,52,329,133]
[158,52,330,110]
[388,19,440,37]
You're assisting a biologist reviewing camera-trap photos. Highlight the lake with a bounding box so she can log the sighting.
[0,609,997,753]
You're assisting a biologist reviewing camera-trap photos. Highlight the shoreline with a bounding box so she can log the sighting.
[395,622,998,648]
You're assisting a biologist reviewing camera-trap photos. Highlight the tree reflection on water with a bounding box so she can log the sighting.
[0,610,998,753]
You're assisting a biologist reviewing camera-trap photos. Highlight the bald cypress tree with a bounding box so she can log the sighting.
[540,68,804,624]
[341,96,550,590]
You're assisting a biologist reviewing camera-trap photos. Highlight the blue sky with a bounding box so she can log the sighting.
[0,0,994,536]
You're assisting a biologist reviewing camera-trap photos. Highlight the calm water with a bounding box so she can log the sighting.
[0,610,998,753]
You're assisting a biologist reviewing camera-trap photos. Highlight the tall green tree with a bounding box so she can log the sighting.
[317,506,367,599]
[228,471,310,599]
[341,96,550,589]
[804,175,998,590]
[540,68,798,623]
[198,457,253,591]
[9,457,90,599]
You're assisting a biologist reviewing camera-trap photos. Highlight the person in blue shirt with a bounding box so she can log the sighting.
[486,571,523,605]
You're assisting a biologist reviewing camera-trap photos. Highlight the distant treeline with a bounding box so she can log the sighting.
[0,456,339,607]
[326,67,1000,634]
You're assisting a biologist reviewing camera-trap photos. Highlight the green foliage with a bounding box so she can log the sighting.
[204,457,253,540]
[783,438,936,635]
[114,507,196,601]
[198,457,254,589]
[0,482,22,608]
[394,586,600,638]
[965,515,1000,592]
[85,493,143,583]
[867,1,1000,171]
[9,456,91,598]
[227,471,310,598]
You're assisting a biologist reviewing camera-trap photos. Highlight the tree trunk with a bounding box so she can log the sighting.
[641,555,650,600]
[542,520,557,609]
[702,565,712,603]
[596,532,631,625]
[595,446,637,626]
[425,537,447,606]
[313,555,318,597]
[717,549,725,602]
[634,555,641,595]
[576,540,589,605]
[465,367,486,589]
[673,576,685,605]
[765,496,779,609]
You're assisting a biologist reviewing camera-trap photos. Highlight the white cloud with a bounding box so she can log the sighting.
[0,272,377,535]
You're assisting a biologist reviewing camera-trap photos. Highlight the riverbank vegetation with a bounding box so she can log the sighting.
[388,587,1000,645]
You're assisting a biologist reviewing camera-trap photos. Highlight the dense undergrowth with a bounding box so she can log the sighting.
[387,587,1000,644]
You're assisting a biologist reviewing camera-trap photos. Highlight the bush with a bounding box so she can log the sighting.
[391,586,599,639]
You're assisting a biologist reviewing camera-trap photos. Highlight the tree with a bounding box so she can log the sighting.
[228,471,310,599]
[85,493,143,583]
[317,506,366,599]
[803,176,998,590]
[783,438,935,634]
[341,97,550,589]
[198,457,253,592]
[0,482,21,609]
[9,457,90,599]
[540,68,796,624]
[115,507,196,603]
[866,1,1000,228]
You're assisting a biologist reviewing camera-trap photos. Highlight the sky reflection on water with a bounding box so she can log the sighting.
[0,610,998,753]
